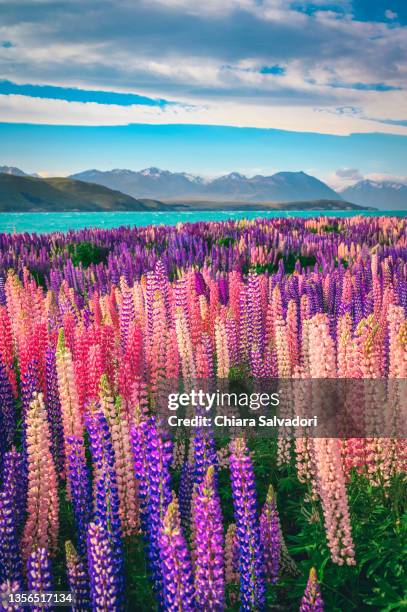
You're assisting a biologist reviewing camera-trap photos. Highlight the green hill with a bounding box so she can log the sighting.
[0,174,163,212]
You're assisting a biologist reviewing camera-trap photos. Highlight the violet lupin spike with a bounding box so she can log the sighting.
[0,489,23,584]
[178,460,194,532]
[0,360,15,458]
[66,436,92,556]
[45,348,65,479]
[1,449,26,531]
[85,409,124,604]
[299,567,324,612]
[129,407,150,532]
[260,485,281,584]
[193,425,218,486]
[0,580,23,612]
[26,548,52,612]
[87,521,121,612]
[145,416,173,599]
[229,438,265,611]
[191,466,225,610]
[65,541,90,611]
[160,494,195,612]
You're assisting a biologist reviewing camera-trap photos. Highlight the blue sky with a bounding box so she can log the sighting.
[0,0,406,187]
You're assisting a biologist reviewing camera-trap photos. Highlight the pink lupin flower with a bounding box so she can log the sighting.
[22,393,59,560]
[55,329,83,465]
[99,376,139,536]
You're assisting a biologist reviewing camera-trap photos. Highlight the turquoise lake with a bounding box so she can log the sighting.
[0,210,405,233]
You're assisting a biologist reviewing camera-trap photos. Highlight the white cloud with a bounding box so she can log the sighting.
[385,9,398,20]
[0,0,406,136]
[2,93,407,137]
[325,168,407,190]
[365,172,407,184]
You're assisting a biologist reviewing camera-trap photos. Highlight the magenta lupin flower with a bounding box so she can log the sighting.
[192,466,225,610]
[300,568,324,612]
[260,485,281,584]
[160,495,195,611]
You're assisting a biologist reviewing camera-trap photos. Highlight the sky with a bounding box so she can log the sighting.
[0,0,406,188]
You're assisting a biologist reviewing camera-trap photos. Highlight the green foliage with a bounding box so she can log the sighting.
[245,252,317,276]
[309,225,338,234]
[29,267,47,288]
[217,236,236,247]
[67,241,109,268]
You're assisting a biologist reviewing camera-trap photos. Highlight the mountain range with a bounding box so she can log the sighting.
[70,168,406,209]
[1,165,405,210]
[70,168,340,202]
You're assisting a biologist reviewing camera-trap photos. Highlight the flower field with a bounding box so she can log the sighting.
[0,215,406,611]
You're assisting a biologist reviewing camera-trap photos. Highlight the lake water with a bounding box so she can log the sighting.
[0,210,405,233]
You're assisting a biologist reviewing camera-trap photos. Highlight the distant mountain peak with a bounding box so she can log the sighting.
[341,179,407,210]
[227,172,246,179]
[140,167,164,176]
[0,165,28,176]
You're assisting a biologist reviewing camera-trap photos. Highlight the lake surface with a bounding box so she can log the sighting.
[0,210,405,233]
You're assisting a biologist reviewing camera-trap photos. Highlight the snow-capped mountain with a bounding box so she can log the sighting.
[341,180,407,210]
[0,165,29,176]
[0,166,40,178]
[70,168,341,202]
[70,167,208,199]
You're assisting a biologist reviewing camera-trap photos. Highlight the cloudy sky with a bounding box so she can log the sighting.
[0,0,406,187]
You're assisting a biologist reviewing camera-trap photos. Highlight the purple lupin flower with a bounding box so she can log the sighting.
[247,272,264,355]
[129,406,151,532]
[299,568,324,612]
[229,438,265,611]
[65,541,90,611]
[178,460,194,531]
[87,521,120,612]
[0,580,23,612]
[0,277,6,306]
[119,289,135,351]
[0,489,23,584]
[145,416,173,598]
[1,448,26,531]
[45,348,65,478]
[66,436,92,556]
[160,495,195,611]
[27,548,52,612]
[192,466,225,610]
[260,485,281,584]
[193,425,218,486]
[0,361,15,458]
[85,409,124,606]
[225,523,240,585]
